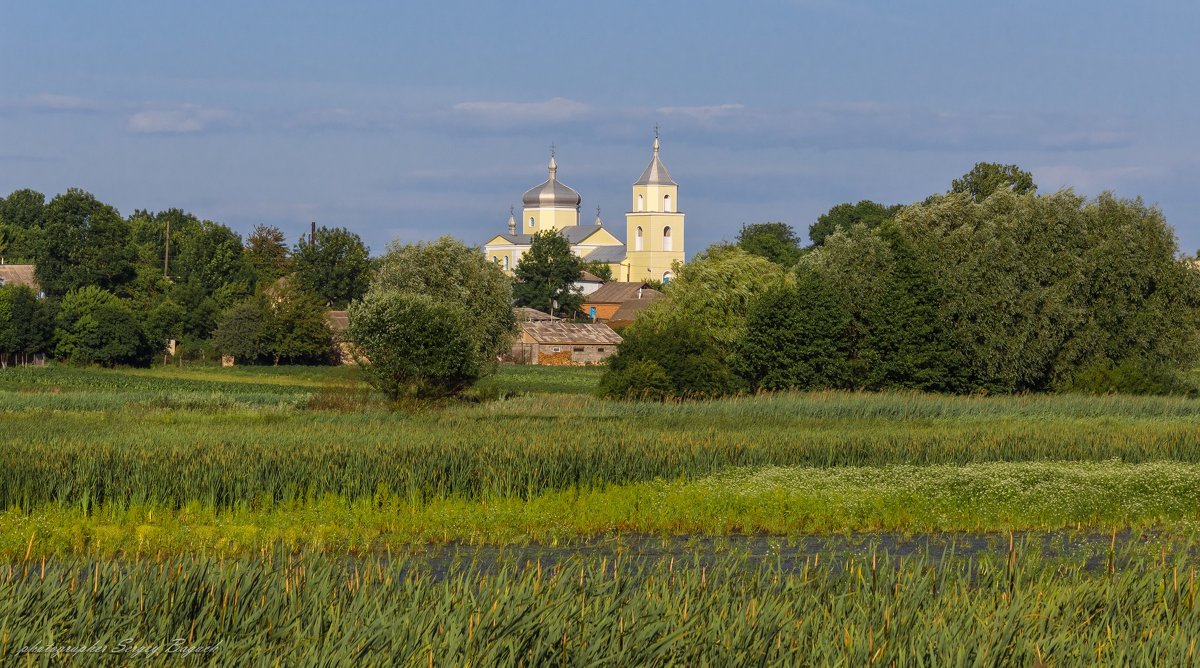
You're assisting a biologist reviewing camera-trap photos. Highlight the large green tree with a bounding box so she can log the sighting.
[373,236,514,378]
[348,291,482,400]
[735,222,803,266]
[0,189,46,262]
[808,200,900,248]
[0,285,53,367]
[512,230,584,317]
[293,226,371,308]
[54,286,151,367]
[244,224,292,287]
[36,189,136,297]
[600,319,741,400]
[950,162,1037,202]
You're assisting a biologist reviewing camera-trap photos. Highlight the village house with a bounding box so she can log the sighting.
[579,281,662,323]
[0,263,40,293]
[509,321,622,366]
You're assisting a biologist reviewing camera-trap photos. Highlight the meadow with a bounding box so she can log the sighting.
[3,363,1200,664]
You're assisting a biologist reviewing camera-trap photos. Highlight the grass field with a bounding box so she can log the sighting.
[3,363,1200,664]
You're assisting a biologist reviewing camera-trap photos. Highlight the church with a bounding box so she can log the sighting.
[483,136,685,284]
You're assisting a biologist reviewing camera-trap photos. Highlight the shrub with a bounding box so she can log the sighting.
[600,320,741,400]
[1061,359,1197,397]
[54,286,151,367]
[348,291,482,400]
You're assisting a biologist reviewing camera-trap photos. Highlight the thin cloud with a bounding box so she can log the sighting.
[657,104,746,120]
[452,97,591,123]
[127,105,236,135]
[1,94,99,113]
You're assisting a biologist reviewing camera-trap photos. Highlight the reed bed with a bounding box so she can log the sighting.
[3,540,1200,666]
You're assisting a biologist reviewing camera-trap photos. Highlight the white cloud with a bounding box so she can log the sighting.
[127,105,236,134]
[452,97,590,123]
[657,104,746,120]
[0,94,99,113]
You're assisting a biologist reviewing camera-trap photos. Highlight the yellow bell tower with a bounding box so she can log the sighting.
[624,133,684,283]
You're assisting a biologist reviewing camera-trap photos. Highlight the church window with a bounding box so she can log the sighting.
[635,226,643,251]
[664,194,672,212]
[637,194,644,212]
[663,226,673,251]
[528,216,535,228]
[503,256,510,271]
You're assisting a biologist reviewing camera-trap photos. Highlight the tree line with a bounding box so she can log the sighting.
[602,164,1200,398]
[0,188,372,367]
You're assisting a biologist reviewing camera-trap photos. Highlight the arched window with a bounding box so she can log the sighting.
[503,256,510,271]
[637,194,644,212]
[528,216,535,228]
[662,271,674,285]
[664,194,672,212]
[663,226,673,251]
[635,226,644,251]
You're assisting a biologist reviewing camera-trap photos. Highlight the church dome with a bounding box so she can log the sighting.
[522,156,582,209]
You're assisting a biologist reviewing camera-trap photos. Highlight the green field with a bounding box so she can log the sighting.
[3,364,1200,664]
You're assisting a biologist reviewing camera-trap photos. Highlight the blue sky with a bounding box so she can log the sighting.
[2,1,1198,257]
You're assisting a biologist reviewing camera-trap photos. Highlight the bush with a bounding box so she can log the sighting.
[348,291,482,400]
[1062,359,1197,396]
[600,320,741,400]
[54,286,152,367]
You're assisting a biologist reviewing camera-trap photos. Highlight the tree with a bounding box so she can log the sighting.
[736,222,803,266]
[374,236,514,376]
[245,224,291,287]
[0,189,46,262]
[735,268,851,391]
[512,230,584,317]
[212,299,270,363]
[263,287,335,365]
[950,162,1036,202]
[582,260,613,281]
[293,226,371,308]
[36,189,136,297]
[348,291,482,400]
[54,286,151,367]
[633,244,788,358]
[600,319,741,400]
[808,200,900,248]
[0,285,52,367]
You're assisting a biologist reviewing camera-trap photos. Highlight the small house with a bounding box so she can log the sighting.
[510,321,622,365]
[579,281,662,322]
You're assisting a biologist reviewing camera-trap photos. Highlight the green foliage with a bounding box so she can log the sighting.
[292,226,371,308]
[582,259,613,281]
[35,189,136,297]
[512,229,585,316]
[374,236,514,375]
[808,200,900,248]
[1062,359,1197,396]
[0,188,46,261]
[736,268,851,391]
[601,319,742,399]
[0,285,52,364]
[950,161,1037,202]
[212,298,270,363]
[53,286,151,367]
[735,221,803,266]
[244,224,292,287]
[635,244,788,357]
[348,291,482,400]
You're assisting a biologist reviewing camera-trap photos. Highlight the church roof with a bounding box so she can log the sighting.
[582,246,627,263]
[634,137,676,186]
[489,225,620,246]
[522,156,582,209]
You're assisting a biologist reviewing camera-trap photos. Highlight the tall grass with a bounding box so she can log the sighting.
[3,540,1200,665]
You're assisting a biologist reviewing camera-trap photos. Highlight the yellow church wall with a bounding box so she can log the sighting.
[522,206,579,233]
[632,184,678,213]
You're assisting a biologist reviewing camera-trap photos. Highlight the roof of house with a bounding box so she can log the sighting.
[520,321,622,345]
[608,292,663,323]
[583,282,662,304]
[578,270,605,283]
[0,264,38,291]
[514,307,560,322]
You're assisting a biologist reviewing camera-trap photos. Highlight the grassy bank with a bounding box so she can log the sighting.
[4,540,1199,666]
[4,461,1200,557]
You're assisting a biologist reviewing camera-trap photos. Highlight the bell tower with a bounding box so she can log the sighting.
[625,131,684,283]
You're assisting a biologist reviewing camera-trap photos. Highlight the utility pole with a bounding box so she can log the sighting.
[163,218,171,279]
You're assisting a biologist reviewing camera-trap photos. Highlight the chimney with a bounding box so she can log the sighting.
[310,221,316,246]
[638,287,643,299]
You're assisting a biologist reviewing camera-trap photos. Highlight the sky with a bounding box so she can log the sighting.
[2,1,1198,257]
